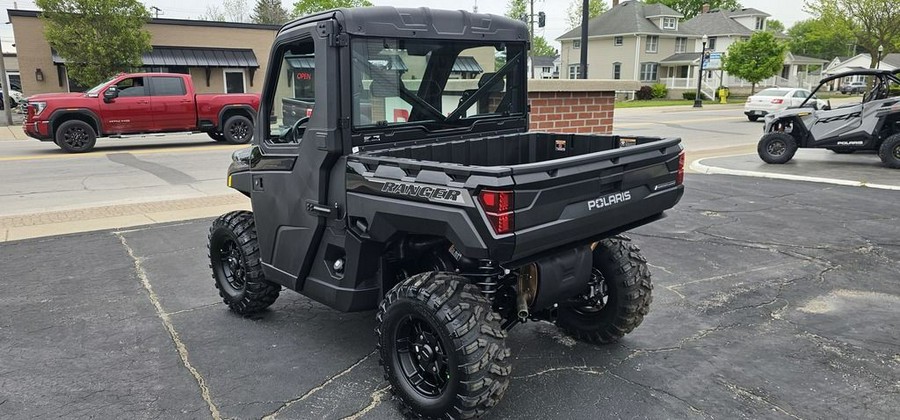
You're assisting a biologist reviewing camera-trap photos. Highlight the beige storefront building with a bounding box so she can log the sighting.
[9,10,280,96]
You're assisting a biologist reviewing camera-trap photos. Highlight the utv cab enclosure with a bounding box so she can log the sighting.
[758,68,900,168]
[208,7,684,418]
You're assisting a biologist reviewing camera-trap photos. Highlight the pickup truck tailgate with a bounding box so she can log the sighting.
[506,137,683,261]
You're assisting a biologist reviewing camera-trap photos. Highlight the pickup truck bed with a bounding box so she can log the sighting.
[347,133,684,265]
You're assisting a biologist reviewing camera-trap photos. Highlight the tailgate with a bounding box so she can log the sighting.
[506,137,683,261]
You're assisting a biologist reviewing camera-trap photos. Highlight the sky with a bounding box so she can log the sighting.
[0,0,813,53]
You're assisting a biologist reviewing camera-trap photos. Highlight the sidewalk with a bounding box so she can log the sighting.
[0,124,28,140]
[0,193,250,242]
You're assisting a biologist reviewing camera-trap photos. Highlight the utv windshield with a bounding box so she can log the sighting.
[350,38,526,130]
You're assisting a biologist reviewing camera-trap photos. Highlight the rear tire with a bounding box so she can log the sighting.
[208,211,280,314]
[556,235,652,344]
[758,132,797,164]
[223,115,253,144]
[376,272,511,419]
[55,120,97,153]
[878,134,900,169]
[207,132,226,142]
[747,115,759,122]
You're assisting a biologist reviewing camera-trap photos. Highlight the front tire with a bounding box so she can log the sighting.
[223,115,253,144]
[208,211,280,314]
[376,272,511,419]
[757,132,798,164]
[55,120,97,153]
[207,132,226,142]
[747,115,759,122]
[556,235,652,344]
[879,134,900,169]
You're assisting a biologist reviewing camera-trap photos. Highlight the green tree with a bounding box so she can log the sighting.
[644,0,741,19]
[723,31,787,94]
[806,0,900,68]
[766,19,784,34]
[787,18,854,59]
[506,0,527,22]
[35,0,151,87]
[252,0,290,24]
[532,36,557,56]
[565,0,608,30]
[293,0,372,17]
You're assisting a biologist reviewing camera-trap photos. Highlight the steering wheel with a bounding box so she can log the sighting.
[289,116,310,143]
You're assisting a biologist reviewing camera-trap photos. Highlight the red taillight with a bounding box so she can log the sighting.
[306,108,313,118]
[479,190,514,234]
[771,98,783,104]
[676,151,685,185]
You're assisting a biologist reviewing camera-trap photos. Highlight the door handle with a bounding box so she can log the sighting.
[180,99,191,103]
[137,100,149,105]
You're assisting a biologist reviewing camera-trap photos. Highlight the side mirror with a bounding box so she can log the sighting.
[103,86,118,102]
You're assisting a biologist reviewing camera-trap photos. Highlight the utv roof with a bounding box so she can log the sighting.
[820,68,900,84]
[281,7,528,42]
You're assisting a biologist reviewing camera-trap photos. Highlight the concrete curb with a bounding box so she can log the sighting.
[690,155,900,191]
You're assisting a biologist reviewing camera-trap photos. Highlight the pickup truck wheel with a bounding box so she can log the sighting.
[55,120,97,153]
[878,134,900,169]
[757,132,797,164]
[556,235,652,344]
[223,115,253,144]
[208,211,280,315]
[207,132,226,142]
[376,272,511,419]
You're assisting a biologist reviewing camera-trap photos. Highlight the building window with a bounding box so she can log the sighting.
[639,63,658,82]
[569,64,581,79]
[646,36,658,53]
[662,17,677,30]
[613,62,621,80]
[614,36,623,46]
[573,40,581,49]
[707,37,717,51]
[675,37,687,53]
[755,17,765,30]
[224,69,246,93]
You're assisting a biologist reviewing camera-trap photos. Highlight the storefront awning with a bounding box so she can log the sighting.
[452,56,483,73]
[52,46,259,68]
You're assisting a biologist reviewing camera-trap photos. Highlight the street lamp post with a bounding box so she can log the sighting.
[693,34,708,108]
[876,45,884,69]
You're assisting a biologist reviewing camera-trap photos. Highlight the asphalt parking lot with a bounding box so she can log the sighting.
[2,174,897,419]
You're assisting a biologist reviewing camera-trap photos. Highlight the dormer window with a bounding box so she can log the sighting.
[755,17,765,30]
[662,17,677,30]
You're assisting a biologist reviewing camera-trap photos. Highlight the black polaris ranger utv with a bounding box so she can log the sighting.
[208,7,684,418]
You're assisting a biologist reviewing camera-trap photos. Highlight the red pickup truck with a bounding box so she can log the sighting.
[24,72,260,152]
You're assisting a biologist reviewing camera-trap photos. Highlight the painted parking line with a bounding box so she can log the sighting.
[0,144,246,162]
[690,156,900,191]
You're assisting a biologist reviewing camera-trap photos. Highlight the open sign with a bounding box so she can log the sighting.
[297,72,312,80]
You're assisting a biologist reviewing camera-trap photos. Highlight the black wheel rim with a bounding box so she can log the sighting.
[573,268,610,314]
[767,139,786,156]
[394,315,450,397]
[63,126,90,149]
[893,144,900,160]
[217,238,247,291]
[229,120,250,141]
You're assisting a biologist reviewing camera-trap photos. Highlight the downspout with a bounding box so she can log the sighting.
[633,33,641,81]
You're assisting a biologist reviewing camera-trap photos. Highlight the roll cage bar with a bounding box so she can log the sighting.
[800,69,900,109]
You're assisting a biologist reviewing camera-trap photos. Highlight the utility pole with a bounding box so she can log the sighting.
[579,0,588,79]
[529,0,534,79]
[150,6,162,19]
[0,40,12,125]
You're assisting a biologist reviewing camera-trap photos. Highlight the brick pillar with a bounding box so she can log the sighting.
[528,91,615,134]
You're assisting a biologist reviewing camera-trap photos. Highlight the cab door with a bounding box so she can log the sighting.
[149,76,196,131]
[251,24,345,292]
[99,76,154,134]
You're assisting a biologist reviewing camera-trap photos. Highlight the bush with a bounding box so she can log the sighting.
[682,92,697,101]
[636,85,654,100]
[651,83,668,99]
